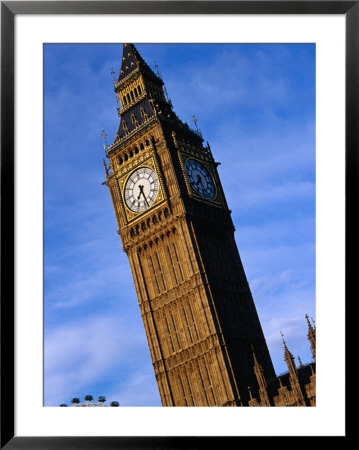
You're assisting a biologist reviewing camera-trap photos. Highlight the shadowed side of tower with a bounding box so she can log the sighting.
[103,44,276,406]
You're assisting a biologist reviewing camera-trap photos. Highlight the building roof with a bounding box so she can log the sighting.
[118,43,161,84]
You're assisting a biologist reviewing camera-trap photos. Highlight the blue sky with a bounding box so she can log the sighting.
[44,43,315,407]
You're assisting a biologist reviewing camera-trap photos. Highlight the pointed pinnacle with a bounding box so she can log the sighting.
[248,386,253,400]
[310,364,315,376]
[102,159,109,176]
[251,344,259,366]
[305,313,312,327]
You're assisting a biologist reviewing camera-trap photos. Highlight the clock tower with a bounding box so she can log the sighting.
[104,44,276,406]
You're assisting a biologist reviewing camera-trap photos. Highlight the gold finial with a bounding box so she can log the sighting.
[110,68,121,111]
[192,114,202,137]
[154,60,161,79]
[101,129,108,151]
[192,114,199,131]
[110,67,116,85]
[154,61,171,103]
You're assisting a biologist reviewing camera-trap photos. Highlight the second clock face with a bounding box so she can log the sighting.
[185,159,215,200]
[124,166,159,213]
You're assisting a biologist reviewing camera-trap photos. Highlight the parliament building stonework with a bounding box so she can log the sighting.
[103,44,316,407]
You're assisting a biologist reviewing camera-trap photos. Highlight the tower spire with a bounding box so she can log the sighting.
[251,345,270,406]
[281,331,306,405]
[281,331,297,376]
[305,314,316,361]
[117,44,160,84]
[111,43,180,146]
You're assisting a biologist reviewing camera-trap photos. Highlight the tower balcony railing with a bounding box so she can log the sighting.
[106,115,157,156]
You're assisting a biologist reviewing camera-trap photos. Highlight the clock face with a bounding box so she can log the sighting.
[124,166,159,213]
[185,159,215,200]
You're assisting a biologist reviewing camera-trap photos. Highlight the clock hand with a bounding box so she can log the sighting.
[195,175,206,192]
[138,185,149,206]
[141,191,149,207]
[137,185,143,200]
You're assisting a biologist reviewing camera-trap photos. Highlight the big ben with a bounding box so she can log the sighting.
[103,44,276,406]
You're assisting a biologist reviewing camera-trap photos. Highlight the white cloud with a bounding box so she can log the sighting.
[44,312,160,406]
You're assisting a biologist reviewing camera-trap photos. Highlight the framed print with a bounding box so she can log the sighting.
[1,1,355,447]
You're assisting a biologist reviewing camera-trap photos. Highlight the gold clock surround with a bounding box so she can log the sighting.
[117,156,166,223]
[178,151,223,206]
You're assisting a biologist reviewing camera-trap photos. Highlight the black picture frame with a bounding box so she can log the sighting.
[1,1,355,448]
